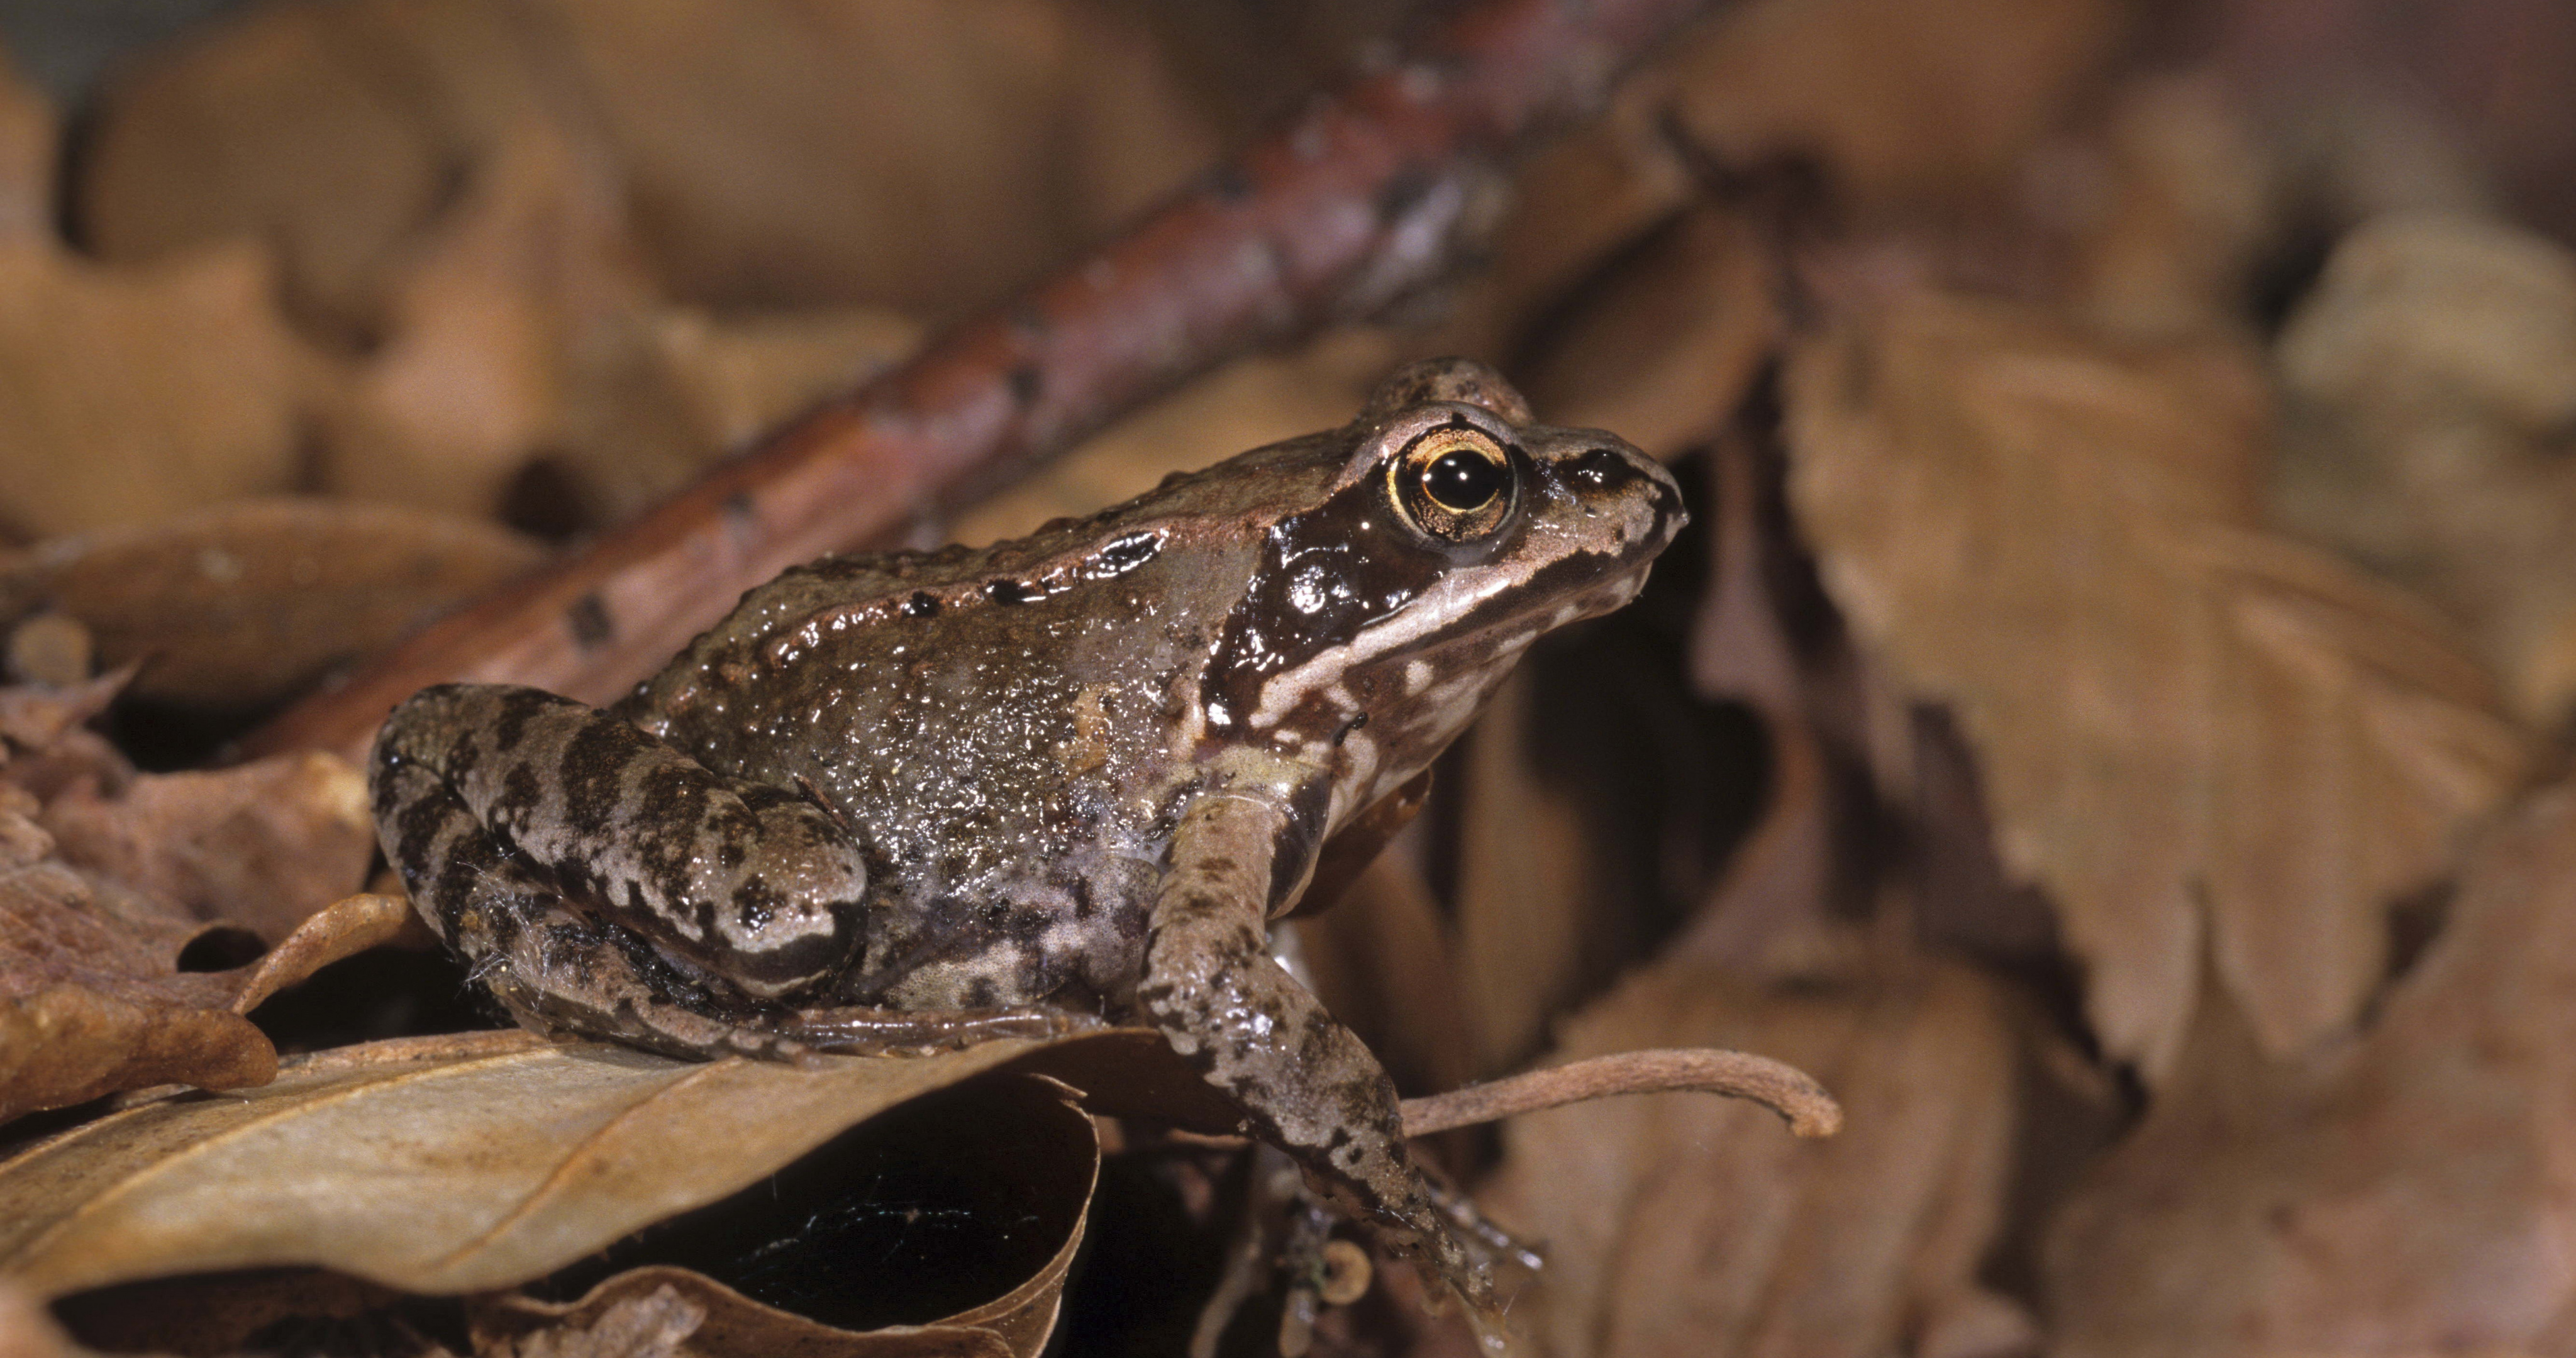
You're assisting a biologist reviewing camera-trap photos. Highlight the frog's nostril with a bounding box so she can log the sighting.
[1567,447,1640,495]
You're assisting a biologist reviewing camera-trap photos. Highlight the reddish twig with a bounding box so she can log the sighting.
[243,0,1723,763]
[1399,1047,1843,1139]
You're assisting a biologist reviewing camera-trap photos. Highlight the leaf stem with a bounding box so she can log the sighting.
[1400,1048,1841,1139]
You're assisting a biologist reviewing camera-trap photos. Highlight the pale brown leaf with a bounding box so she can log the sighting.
[1783,293,2528,1078]
[949,333,1394,549]
[0,238,315,541]
[41,751,372,942]
[315,121,656,523]
[2274,213,2576,722]
[79,0,1219,328]
[0,1031,1172,1303]
[1483,951,2023,1358]
[0,856,274,1123]
[0,1278,79,1358]
[1516,204,1785,462]
[1659,0,2126,209]
[6,499,545,710]
[541,0,1219,315]
[2044,780,2576,1358]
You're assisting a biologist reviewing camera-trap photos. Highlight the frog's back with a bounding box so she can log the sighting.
[619,441,1330,1006]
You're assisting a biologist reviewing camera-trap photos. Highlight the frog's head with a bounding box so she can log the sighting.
[1202,358,1685,819]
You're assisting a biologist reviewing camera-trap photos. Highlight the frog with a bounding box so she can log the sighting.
[369,357,1685,1335]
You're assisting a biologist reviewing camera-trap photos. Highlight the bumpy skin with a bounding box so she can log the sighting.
[370,358,1685,1325]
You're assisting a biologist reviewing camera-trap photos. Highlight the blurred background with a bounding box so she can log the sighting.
[4,1,2576,1355]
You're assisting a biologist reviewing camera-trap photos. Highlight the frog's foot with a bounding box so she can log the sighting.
[779,1005,1106,1056]
[1420,1168,1545,1276]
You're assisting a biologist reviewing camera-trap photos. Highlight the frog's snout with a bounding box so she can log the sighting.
[1559,441,1687,555]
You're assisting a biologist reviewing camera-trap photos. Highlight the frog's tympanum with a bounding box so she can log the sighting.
[371,358,1684,1331]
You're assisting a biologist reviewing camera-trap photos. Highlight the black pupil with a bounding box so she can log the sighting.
[1423,449,1506,512]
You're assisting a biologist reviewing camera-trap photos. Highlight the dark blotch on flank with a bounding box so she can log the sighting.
[986,578,1036,605]
[1008,363,1041,406]
[904,591,940,618]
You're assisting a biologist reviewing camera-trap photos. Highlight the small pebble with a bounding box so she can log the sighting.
[5,612,93,688]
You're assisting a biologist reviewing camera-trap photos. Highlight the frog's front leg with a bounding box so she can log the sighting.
[1136,760,1502,1325]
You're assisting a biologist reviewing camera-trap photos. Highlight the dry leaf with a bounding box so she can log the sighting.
[477,1273,1006,1358]
[80,0,1219,326]
[1484,950,2025,1358]
[2057,74,2280,339]
[645,307,921,454]
[0,854,274,1123]
[1784,292,2528,1078]
[0,671,122,762]
[0,45,49,246]
[485,1282,709,1358]
[40,751,373,942]
[0,1030,1202,1302]
[950,330,1396,548]
[473,1075,1097,1357]
[0,240,314,541]
[2273,213,2576,722]
[6,499,545,711]
[0,1278,78,1358]
[1452,671,1612,1076]
[2044,780,2576,1357]
[77,0,569,339]
[1429,89,1697,362]
[317,120,653,522]
[1659,0,2126,209]
[542,0,1218,315]
[1518,204,1785,461]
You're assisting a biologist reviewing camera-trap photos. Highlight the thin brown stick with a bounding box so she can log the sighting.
[242,0,1726,765]
[1399,1047,1842,1139]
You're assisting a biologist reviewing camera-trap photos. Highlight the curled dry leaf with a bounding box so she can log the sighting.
[2045,780,2576,1357]
[1484,951,2024,1358]
[41,751,374,942]
[2274,213,2576,723]
[0,851,274,1125]
[1784,293,2528,1078]
[0,805,403,1124]
[473,1077,1098,1358]
[4,499,545,711]
[0,1031,1188,1305]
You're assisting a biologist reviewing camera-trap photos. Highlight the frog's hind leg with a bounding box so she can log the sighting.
[371,682,870,1059]
[371,742,817,1061]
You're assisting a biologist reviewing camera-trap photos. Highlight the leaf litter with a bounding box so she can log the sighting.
[7,0,2576,1354]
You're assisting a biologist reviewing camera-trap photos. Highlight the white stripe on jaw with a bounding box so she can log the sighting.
[1246,562,1524,731]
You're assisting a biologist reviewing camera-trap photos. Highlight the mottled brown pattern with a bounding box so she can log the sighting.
[367,362,1684,1321]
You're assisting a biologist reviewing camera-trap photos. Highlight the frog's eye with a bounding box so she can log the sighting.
[1390,427,1514,541]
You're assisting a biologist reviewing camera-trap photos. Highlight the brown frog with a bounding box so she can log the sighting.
[370,358,1685,1336]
